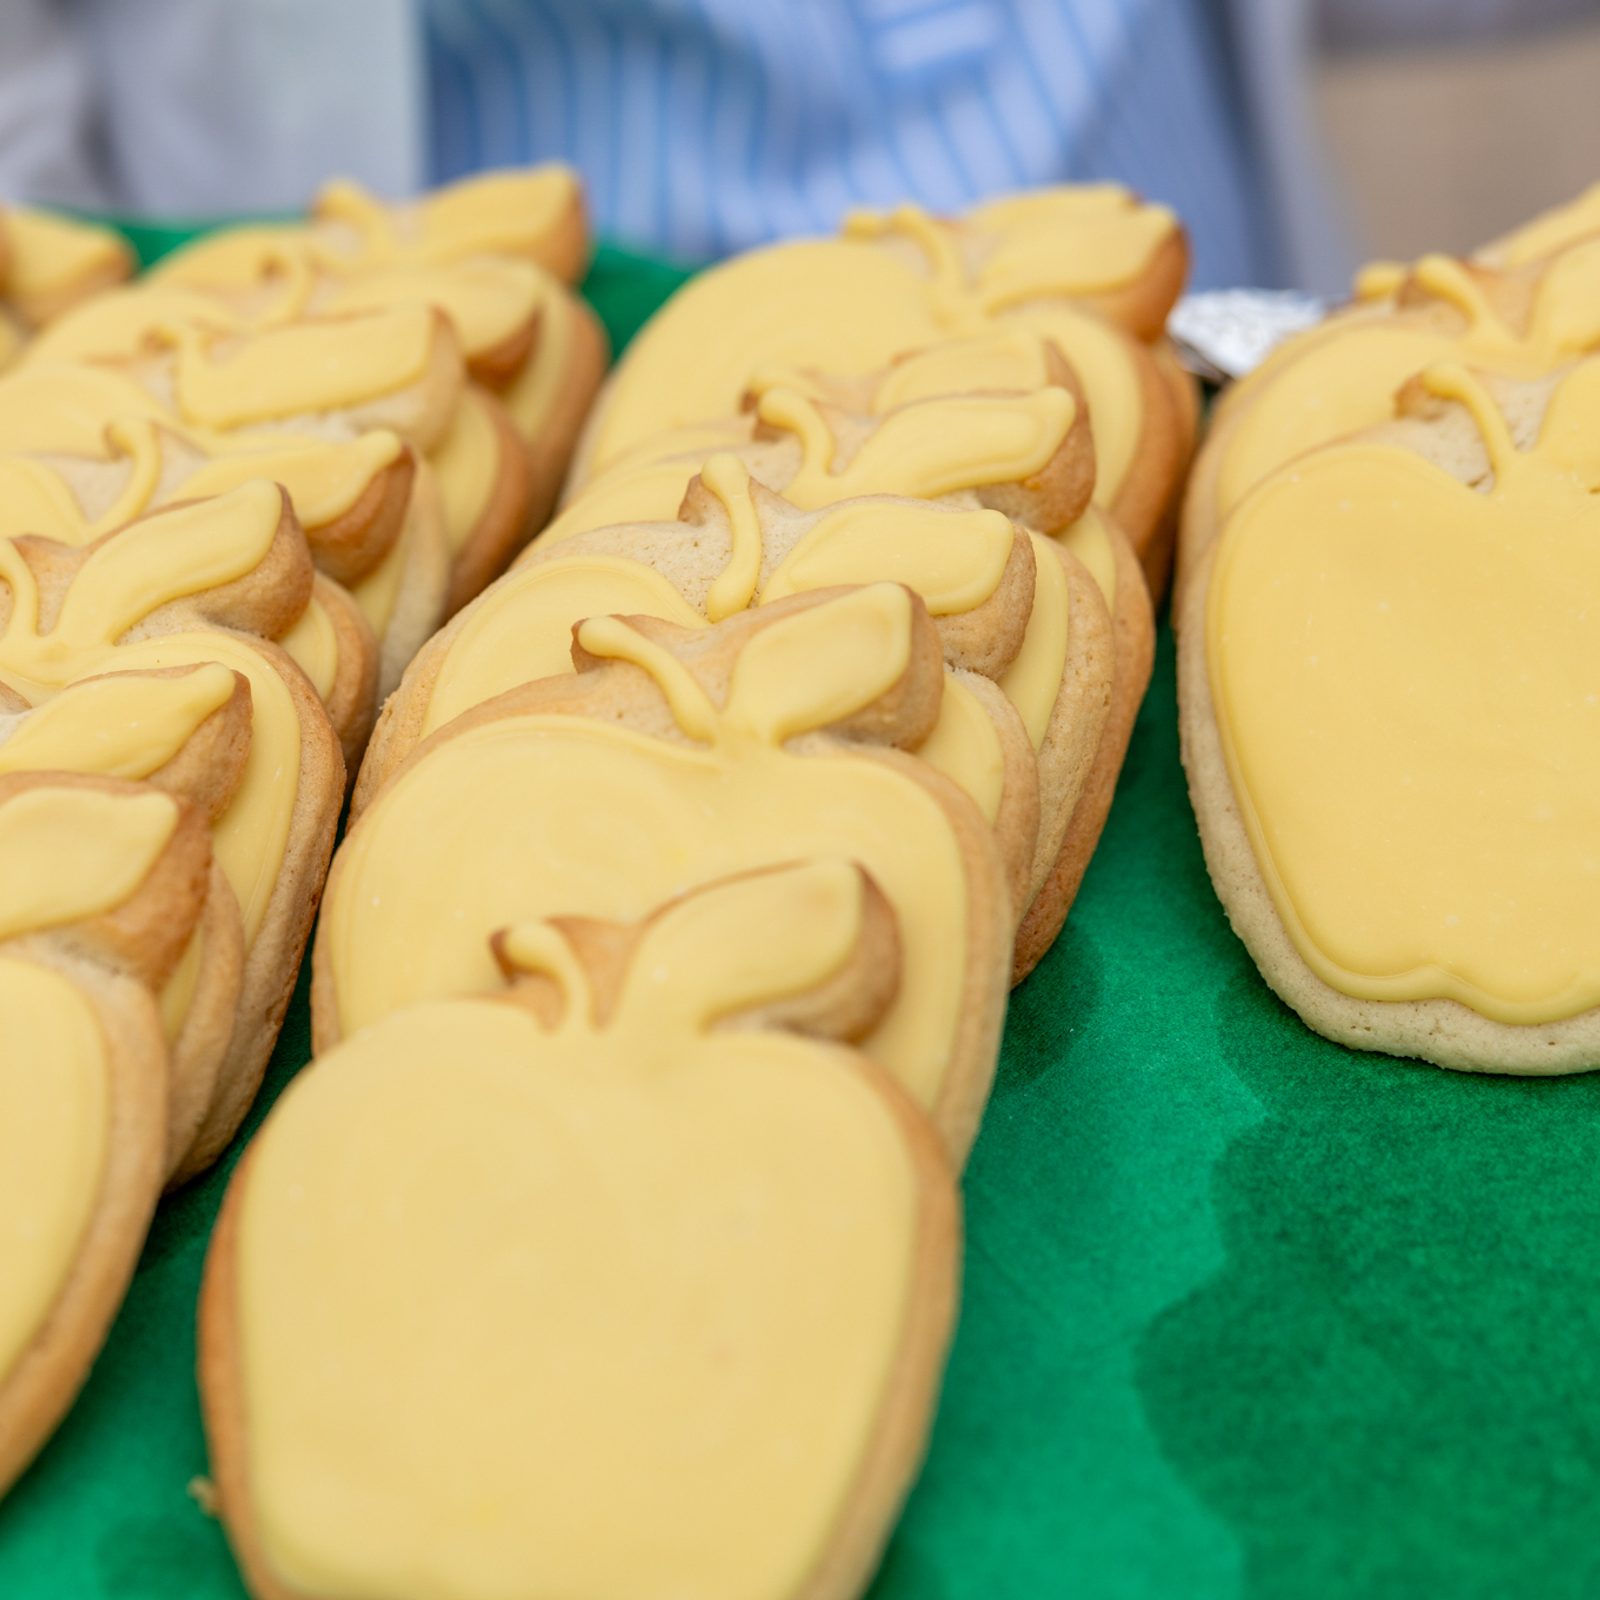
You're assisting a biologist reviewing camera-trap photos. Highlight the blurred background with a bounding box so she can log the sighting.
[2,0,1597,293]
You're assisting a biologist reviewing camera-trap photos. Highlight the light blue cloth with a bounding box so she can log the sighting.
[423,0,1288,287]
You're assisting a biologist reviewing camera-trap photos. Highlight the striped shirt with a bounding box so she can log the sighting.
[423,0,1287,287]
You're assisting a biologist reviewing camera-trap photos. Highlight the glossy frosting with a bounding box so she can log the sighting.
[1210,361,1600,1021]
[591,196,1168,498]
[0,956,109,1384]
[325,588,976,1114]
[244,859,919,1600]
[1219,243,1600,519]
[420,457,1043,820]
[0,484,302,945]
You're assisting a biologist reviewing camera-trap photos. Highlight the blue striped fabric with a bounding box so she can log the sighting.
[422,0,1283,287]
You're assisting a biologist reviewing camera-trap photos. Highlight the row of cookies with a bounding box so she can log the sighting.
[0,169,607,1497]
[1,166,606,699]
[196,187,1191,1598]
[1179,182,1600,1074]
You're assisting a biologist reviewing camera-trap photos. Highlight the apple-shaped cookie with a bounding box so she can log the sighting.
[318,585,1013,1159]
[359,445,1132,979]
[0,481,345,1174]
[204,859,958,1600]
[1184,358,1600,1069]
[576,188,1190,578]
[0,770,217,1498]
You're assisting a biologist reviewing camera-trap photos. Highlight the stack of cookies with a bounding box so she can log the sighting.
[1180,183,1600,1074]
[197,186,1188,1599]
[0,167,603,1501]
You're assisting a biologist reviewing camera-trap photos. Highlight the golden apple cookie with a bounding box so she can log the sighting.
[205,858,958,1600]
[319,585,1013,1161]
[358,451,1118,972]
[0,667,250,1176]
[539,327,1155,970]
[0,481,346,1177]
[0,769,221,1498]
[1179,202,1600,603]
[0,362,382,762]
[575,186,1188,591]
[1182,356,1600,1072]
[134,165,607,603]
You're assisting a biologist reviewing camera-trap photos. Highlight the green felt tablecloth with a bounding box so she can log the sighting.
[4,230,1596,1600]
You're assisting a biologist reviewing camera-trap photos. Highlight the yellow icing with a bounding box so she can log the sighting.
[1220,244,1600,519]
[351,459,445,647]
[2,209,127,312]
[429,386,502,559]
[964,186,1177,299]
[177,429,405,532]
[1057,507,1117,605]
[0,785,177,939]
[318,258,544,357]
[1001,532,1073,750]
[316,167,579,268]
[242,858,917,1600]
[754,385,1075,507]
[918,674,1004,823]
[760,498,1014,615]
[0,955,109,1383]
[0,362,160,455]
[427,558,703,732]
[863,327,1057,411]
[277,595,340,701]
[1210,360,1600,1022]
[1484,183,1600,268]
[0,664,234,780]
[592,206,1150,501]
[537,442,738,552]
[325,587,975,1112]
[28,284,260,364]
[420,460,1040,832]
[166,311,435,431]
[499,279,575,438]
[0,483,303,944]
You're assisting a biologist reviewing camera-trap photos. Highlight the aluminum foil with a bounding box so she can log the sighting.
[1167,289,1332,386]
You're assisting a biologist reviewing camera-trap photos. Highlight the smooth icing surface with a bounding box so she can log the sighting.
[1001,532,1073,750]
[276,592,340,701]
[500,277,576,439]
[918,674,1004,823]
[0,484,302,945]
[166,311,436,431]
[0,366,404,547]
[1210,361,1600,1022]
[962,185,1177,296]
[2,209,126,307]
[327,589,974,1111]
[418,460,1036,829]
[754,385,1075,509]
[317,167,580,268]
[591,209,1151,499]
[0,955,109,1383]
[1219,244,1600,518]
[245,859,918,1600]
[0,665,235,781]
[0,785,177,940]
[429,386,500,558]
[1057,506,1117,604]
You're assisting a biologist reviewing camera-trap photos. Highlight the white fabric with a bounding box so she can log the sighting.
[0,0,424,215]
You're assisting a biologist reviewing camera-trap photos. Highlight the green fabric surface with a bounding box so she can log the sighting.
[4,231,1594,1600]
